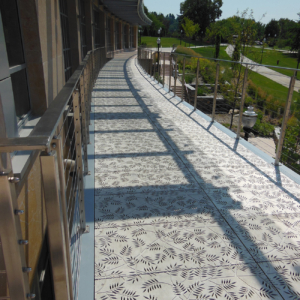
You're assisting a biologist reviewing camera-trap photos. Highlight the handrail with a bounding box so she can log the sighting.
[137,46,300,174]
[141,46,300,73]
[0,45,113,300]
[0,47,106,153]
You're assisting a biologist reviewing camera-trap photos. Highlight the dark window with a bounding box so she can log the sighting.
[0,0,31,125]
[0,0,24,67]
[115,21,118,50]
[10,69,30,120]
[79,0,87,59]
[93,10,101,49]
[106,17,111,49]
[59,0,72,82]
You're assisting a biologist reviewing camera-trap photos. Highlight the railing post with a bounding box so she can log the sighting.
[163,52,166,87]
[174,55,177,97]
[72,89,86,231]
[0,169,31,300]
[212,63,220,121]
[40,150,71,300]
[236,67,249,139]
[169,55,172,93]
[52,137,74,299]
[275,73,296,165]
[80,73,89,175]
[151,52,154,77]
[194,58,200,110]
[182,57,186,101]
[148,51,150,74]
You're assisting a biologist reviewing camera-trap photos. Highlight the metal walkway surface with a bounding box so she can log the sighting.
[93,51,300,300]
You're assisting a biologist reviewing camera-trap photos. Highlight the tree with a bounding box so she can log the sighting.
[180,0,223,38]
[290,14,300,75]
[265,19,280,38]
[182,17,200,46]
[215,33,221,58]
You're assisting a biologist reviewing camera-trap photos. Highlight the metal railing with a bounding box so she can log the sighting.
[138,47,300,174]
[0,46,113,300]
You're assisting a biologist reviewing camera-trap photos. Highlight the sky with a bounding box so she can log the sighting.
[144,0,300,24]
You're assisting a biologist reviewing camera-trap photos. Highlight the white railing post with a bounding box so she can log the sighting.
[236,68,249,139]
[275,73,296,165]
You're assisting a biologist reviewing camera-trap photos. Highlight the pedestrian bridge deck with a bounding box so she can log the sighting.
[92,51,300,300]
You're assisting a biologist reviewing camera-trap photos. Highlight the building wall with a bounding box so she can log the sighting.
[0,0,140,297]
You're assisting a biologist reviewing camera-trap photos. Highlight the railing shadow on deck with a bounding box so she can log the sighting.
[91,53,300,299]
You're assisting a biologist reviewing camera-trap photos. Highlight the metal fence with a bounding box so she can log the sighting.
[138,47,300,174]
[0,46,113,300]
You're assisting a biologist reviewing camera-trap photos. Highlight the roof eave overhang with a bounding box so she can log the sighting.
[102,0,152,26]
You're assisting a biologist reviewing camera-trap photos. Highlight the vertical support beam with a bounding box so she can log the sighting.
[148,51,151,75]
[40,151,71,300]
[182,57,186,101]
[236,68,249,139]
[169,55,172,92]
[80,71,89,175]
[72,90,86,231]
[151,52,154,77]
[0,172,30,300]
[275,73,296,165]
[194,58,200,110]
[53,137,74,300]
[212,64,220,121]
[163,53,166,87]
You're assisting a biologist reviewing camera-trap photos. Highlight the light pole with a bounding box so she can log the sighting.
[157,28,161,76]
[180,30,183,45]
[157,37,161,76]
[260,37,266,64]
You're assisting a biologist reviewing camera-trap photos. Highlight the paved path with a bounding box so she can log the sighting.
[226,45,300,92]
[93,51,300,300]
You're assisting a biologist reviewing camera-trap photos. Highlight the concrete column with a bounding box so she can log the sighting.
[111,18,115,51]
[134,25,138,49]
[118,22,122,50]
[36,0,64,105]
[99,10,105,47]
[127,25,130,48]
[17,0,47,115]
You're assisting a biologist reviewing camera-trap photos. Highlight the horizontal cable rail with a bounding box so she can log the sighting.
[138,46,300,175]
[0,46,114,300]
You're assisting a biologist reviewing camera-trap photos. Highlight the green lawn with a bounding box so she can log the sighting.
[245,47,300,80]
[193,46,229,60]
[193,46,300,103]
[141,36,200,48]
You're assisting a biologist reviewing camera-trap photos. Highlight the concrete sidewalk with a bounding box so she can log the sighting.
[93,51,300,300]
[226,45,300,92]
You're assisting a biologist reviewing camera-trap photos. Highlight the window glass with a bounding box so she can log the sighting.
[10,69,30,121]
[0,0,25,67]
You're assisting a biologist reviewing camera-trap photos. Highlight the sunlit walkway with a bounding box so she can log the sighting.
[93,51,300,299]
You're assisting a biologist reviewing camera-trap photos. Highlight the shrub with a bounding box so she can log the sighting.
[175,45,202,57]
[253,119,274,136]
[185,74,195,84]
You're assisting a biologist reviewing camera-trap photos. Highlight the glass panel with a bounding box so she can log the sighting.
[94,10,101,49]
[0,0,25,67]
[59,0,72,82]
[10,69,30,120]
[79,0,87,59]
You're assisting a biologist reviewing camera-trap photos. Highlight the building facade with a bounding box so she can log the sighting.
[0,1,150,299]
